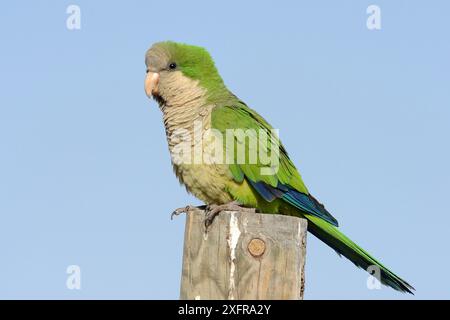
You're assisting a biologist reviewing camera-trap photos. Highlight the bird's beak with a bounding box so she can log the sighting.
[145,72,160,98]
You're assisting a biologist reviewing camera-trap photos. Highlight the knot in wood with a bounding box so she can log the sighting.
[248,238,266,257]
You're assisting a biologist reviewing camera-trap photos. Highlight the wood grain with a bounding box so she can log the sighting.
[180,208,307,300]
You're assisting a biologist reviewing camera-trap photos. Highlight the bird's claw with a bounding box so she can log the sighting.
[204,205,221,229]
[171,205,195,220]
[204,201,256,229]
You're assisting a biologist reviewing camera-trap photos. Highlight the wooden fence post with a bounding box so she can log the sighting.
[179,208,307,300]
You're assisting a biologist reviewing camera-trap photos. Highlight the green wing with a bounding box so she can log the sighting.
[211,103,339,226]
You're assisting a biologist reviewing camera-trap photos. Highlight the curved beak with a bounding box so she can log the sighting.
[144,72,160,98]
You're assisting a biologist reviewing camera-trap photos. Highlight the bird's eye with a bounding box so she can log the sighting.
[146,69,149,73]
[169,62,177,70]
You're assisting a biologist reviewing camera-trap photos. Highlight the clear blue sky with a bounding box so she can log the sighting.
[0,1,449,299]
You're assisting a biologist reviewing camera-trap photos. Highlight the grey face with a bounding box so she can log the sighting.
[145,44,171,73]
[144,44,173,99]
[145,43,199,106]
[144,42,213,106]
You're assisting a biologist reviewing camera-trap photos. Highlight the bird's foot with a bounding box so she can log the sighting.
[204,201,256,228]
[171,205,197,220]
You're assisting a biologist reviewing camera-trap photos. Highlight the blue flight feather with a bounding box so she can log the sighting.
[247,178,339,227]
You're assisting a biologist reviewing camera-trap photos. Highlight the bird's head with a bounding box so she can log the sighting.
[144,41,231,107]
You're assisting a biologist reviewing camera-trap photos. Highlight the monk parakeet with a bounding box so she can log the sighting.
[144,41,414,294]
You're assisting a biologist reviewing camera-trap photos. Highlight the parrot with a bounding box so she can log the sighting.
[144,41,414,294]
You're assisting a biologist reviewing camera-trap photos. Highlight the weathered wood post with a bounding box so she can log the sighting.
[180,208,307,300]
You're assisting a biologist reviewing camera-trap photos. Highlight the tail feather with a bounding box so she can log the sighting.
[305,215,415,294]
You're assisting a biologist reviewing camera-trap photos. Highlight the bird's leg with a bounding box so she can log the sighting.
[171,205,197,220]
[204,201,256,228]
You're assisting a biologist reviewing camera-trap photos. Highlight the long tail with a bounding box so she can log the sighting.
[305,215,415,294]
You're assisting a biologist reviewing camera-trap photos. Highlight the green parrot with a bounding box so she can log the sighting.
[144,41,414,294]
